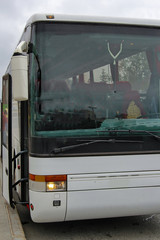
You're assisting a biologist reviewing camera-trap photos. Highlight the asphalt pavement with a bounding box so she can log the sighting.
[0,160,26,240]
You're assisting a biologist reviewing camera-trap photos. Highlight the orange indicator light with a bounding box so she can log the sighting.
[46,15,54,19]
[29,174,67,182]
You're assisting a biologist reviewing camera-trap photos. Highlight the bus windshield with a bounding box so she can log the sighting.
[30,22,160,141]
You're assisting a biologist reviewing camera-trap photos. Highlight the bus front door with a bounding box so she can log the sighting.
[1,74,13,206]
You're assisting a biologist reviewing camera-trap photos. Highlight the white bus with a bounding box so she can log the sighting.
[2,13,160,223]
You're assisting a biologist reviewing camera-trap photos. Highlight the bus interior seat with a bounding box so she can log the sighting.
[106,81,132,118]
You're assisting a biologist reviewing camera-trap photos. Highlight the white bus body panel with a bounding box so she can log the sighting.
[29,154,160,175]
[26,13,160,28]
[2,146,10,204]
[66,171,160,220]
[66,187,160,221]
[29,191,66,223]
[12,101,21,197]
[67,171,160,191]
[29,154,160,222]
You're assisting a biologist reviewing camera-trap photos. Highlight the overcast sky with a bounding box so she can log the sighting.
[1,0,160,98]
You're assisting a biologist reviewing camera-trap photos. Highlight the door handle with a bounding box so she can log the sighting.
[5,167,8,176]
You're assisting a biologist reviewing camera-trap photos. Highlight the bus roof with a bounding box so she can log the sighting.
[26,13,160,28]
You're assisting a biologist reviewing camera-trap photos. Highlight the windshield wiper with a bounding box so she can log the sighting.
[52,139,143,154]
[97,129,160,140]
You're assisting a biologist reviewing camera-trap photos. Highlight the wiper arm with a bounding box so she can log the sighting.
[98,129,160,140]
[52,139,143,154]
[140,130,160,140]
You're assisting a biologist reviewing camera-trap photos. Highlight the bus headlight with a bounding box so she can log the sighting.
[46,181,66,191]
[29,174,67,192]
